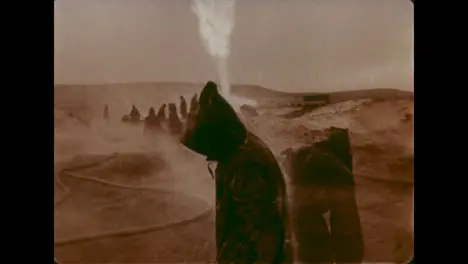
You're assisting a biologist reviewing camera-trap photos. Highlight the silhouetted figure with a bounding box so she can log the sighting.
[103,104,109,121]
[281,127,363,264]
[144,107,162,134]
[168,103,183,136]
[130,104,141,121]
[181,81,291,264]
[156,104,167,121]
[190,93,198,114]
[121,105,143,125]
[180,96,188,119]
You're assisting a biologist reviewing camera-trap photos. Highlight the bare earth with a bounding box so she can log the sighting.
[54,83,413,264]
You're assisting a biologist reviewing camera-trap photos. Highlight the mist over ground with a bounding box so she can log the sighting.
[54,84,413,263]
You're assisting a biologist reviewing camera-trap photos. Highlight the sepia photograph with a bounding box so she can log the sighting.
[54,0,414,263]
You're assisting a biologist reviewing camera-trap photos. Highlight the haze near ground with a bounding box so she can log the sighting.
[54,83,413,263]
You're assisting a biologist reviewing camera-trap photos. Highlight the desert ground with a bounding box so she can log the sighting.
[54,83,414,263]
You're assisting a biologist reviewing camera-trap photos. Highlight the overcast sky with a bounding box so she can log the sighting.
[54,0,413,92]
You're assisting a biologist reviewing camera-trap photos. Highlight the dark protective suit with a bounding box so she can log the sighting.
[144,107,162,134]
[168,103,183,136]
[181,81,291,264]
[156,104,167,121]
[190,93,198,113]
[180,96,188,119]
[282,127,364,264]
[130,105,141,121]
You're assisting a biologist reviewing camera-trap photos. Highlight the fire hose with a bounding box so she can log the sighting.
[54,153,213,247]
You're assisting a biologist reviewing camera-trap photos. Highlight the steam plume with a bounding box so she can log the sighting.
[192,0,257,109]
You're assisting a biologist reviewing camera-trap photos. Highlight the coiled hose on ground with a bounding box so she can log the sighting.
[54,153,213,261]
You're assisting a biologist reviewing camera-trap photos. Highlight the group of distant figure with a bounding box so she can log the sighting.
[101,94,199,138]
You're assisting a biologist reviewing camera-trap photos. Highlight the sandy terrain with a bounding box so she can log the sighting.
[54,83,413,263]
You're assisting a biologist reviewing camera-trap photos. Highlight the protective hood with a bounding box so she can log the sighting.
[147,107,156,118]
[168,103,183,135]
[180,96,188,118]
[181,81,247,161]
[156,104,167,120]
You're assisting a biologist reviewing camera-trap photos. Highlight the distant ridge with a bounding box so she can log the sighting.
[55,82,413,104]
[54,82,293,97]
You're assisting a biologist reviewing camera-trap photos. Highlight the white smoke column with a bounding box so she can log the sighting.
[192,0,257,110]
[192,0,234,61]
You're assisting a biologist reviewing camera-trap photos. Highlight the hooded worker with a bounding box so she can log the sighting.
[157,104,167,120]
[190,93,198,113]
[168,103,183,136]
[129,104,141,121]
[180,95,188,119]
[144,107,162,134]
[181,81,290,264]
[281,127,363,264]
